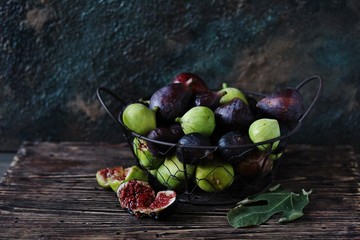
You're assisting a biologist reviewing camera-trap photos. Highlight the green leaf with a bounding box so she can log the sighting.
[227,184,312,228]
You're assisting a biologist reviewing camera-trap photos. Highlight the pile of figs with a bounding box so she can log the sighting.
[121,72,305,194]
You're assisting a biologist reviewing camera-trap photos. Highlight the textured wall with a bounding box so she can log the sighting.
[1,0,360,151]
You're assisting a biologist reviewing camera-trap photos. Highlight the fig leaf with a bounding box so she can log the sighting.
[227,184,311,228]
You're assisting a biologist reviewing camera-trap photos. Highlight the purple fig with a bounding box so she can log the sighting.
[194,90,227,110]
[173,72,209,94]
[176,133,213,164]
[256,87,304,126]
[169,123,184,138]
[149,83,192,123]
[234,150,273,178]
[214,98,254,132]
[217,131,252,163]
[147,126,183,157]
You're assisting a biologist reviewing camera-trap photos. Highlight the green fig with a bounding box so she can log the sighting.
[122,103,156,135]
[195,159,234,192]
[269,152,283,161]
[248,118,281,151]
[133,137,164,170]
[175,106,215,137]
[156,155,196,190]
[218,83,248,105]
[149,169,158,178]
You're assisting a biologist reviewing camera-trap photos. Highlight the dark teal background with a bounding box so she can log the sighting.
[1,0,359,151]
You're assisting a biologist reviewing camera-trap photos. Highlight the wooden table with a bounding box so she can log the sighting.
[0,142,359,239]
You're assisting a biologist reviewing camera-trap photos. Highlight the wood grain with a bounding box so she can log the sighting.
[0,142,359,239]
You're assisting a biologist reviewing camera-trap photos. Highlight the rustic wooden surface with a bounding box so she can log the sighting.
[0,142,359,239]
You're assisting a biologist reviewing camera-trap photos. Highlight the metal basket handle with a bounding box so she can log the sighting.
[295,75,323,123]
[96,87,130,139]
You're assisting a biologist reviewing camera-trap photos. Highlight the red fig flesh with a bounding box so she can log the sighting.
[117,180,177,220]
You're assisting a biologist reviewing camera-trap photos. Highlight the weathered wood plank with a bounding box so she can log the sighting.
[0,142,359,239]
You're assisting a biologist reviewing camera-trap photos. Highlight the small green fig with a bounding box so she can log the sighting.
[248,118,281,151]
[156,155,196,190]
[195,159,234,192]
[133,137,164,170]
[218,83,248,105]
[122,103,156,135]
[175,106,215,137]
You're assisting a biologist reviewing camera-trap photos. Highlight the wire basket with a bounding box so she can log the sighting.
[97,75,322,205]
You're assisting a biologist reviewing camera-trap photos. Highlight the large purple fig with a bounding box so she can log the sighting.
[256,87,304,126]
[214,98,254,132]
[149,83,192,123]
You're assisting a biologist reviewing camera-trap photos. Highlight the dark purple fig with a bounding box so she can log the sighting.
[169,123,184,139]
[117,180,177,220]
[214,98,254,132]
[234,150,273,179]
[173,72,209,94]
[256,87,304,126]
[149,83,192,123]
[194,90,227,110]
[147,126,183,157]
[217,131,252,163]
[247,96,263,120]
[176,133,213,164]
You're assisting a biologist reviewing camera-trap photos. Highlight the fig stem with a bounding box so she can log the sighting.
[139,99,150,105]
[222,83,228,89]
[175,117,182,123]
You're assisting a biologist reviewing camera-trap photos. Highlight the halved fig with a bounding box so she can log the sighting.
[117,180,177,220]
[148,190,177,220]
[117,180,155,218]
[96,166,126,189]
[96,165,148,192]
